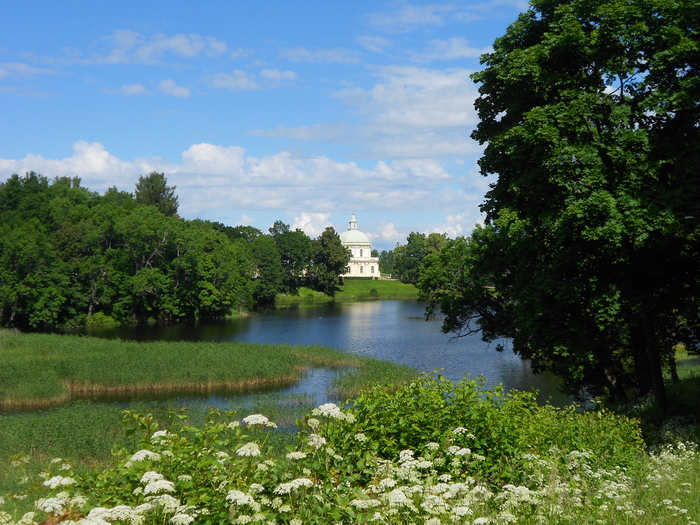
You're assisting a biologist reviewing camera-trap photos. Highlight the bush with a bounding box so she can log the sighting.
[319,375,645,487]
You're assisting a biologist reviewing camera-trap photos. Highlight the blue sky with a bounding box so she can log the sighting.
[0,0,527,250]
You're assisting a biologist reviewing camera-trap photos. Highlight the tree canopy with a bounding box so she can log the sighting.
[420,0,700,407]
[134,172,179,217]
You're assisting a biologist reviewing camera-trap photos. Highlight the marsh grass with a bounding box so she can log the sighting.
[0,332,417,411]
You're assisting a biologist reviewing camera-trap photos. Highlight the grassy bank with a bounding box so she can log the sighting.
[277,279,420,304]
[0,331,417,411]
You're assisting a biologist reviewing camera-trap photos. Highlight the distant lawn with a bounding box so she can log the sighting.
[277,279,419,304]
[336,278,419,300]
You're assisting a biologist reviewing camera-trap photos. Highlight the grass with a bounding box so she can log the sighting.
[0,330,417,411]
[276,279,420,304]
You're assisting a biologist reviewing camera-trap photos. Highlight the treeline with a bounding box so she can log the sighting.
[0,172,349,330]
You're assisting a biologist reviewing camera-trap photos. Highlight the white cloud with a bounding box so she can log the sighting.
[260,69,298,81]
[158,79,190,97]
[85,30,229,65]
[0,141,136,187]
[208,70,260,90]
[367,4,450,31]
[357,36,392,53]
[252,66,482,159]
[0,62,56,77]
[0,142,484,232]
[292,212,332,238]
[373,221,402,247]
[237,214,255,226]
[412,38,491,62]
[102,83,152,96]
[279,46,360,63]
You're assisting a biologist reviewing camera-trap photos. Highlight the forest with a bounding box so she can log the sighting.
[0,172,352,330]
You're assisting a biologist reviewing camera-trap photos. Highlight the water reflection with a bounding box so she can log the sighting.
[82,300,573,407]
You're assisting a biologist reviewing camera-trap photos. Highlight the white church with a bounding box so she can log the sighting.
[339,213,380,278]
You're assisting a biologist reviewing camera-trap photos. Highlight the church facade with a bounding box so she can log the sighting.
[339,214,380,278]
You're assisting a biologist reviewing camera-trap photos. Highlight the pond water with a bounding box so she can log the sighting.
[83,300,572,407]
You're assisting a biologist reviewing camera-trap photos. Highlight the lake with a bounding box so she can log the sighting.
[83,300,572,407]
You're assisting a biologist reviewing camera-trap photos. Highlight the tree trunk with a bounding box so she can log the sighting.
[644,317,667,413]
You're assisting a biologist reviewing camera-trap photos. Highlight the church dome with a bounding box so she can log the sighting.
[339,213,371,245]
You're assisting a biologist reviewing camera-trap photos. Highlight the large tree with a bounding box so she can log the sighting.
[420,0,700,407]
[309,227,350,296]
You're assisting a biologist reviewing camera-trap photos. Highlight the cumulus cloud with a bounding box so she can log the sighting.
[373,221,402,246]
[158,79,190,97]
[0,141,484,233]
[102,83,152,96]
[292,213,332,237]
[279,46,360,63]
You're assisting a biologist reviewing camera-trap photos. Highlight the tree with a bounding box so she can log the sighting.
[269,221,312,293]
[134,172,179,217]
[309,227,350,296]
[420,0,700,407]
[378,249,396,276]
[250,234,284,307]
[393,232,428,283]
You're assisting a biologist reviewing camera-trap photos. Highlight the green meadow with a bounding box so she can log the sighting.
[277,278,420,304]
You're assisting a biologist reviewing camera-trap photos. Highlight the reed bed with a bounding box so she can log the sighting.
[0,331,417,411]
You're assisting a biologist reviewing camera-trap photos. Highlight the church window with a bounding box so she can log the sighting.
[360,249,363,257]
[346,266,351,274]
[371,266,375,273]
[360,266,364,274]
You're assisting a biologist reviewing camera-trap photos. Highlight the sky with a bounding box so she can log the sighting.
[0,0,528,251]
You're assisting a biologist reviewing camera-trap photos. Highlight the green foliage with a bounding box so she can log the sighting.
[134,172,179,217]
[309,227,350,297]
[323,375,644,488]
[421,0,700,406]
[269,221,312,294]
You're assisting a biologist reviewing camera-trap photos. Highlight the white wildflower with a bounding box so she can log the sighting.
[313,403,344,419]
[170,513,195,525]
[307,418,320,430]
[236,442,261,457]
[308,433,326,450]
[228,420,240,429]
[227,490,255,506]
[387,488,411,507]
[177,475,192,482]
[151,430,168,440]
[249,483,265,493]
[273,478,314,495]
[130,450,161,462]
[242,414,277,428]
[144,479,176,495]
[351,499,382,509]
[286,451,307,460]
[355,433,368,442]
[35,498,65,515]
[141,471,164,484]
[43,476,77,489]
